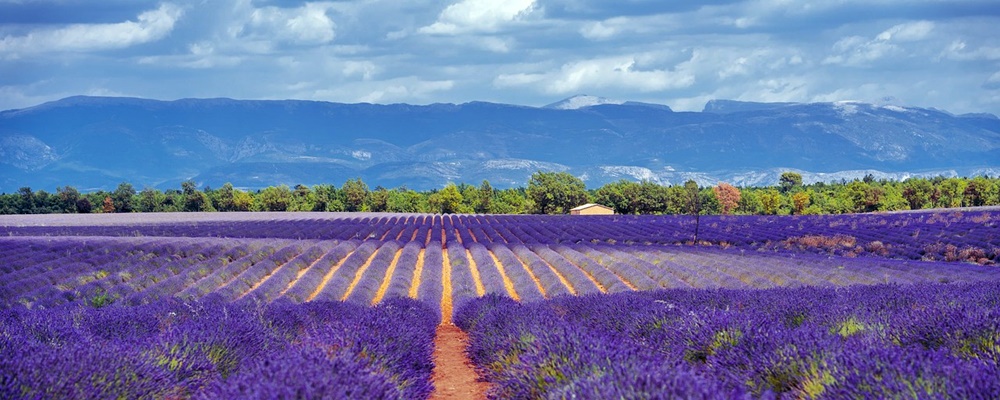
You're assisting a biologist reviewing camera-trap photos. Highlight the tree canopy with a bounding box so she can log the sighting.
[2,172,998,216]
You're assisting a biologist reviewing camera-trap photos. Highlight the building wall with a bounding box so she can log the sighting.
[572,206,614,215]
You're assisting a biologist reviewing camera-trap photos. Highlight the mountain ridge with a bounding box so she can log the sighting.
[1,96,998,192]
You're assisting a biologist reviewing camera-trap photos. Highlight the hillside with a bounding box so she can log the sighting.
[1,95,998,191]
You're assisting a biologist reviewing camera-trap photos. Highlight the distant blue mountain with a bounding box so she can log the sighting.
[1,95,998,192]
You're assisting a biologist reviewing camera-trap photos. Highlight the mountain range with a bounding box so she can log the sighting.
[1,95,998,192]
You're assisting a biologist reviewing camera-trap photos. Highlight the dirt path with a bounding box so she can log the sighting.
[430,324,489,400]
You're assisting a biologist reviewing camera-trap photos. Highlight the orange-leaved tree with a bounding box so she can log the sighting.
[713,182,741,215]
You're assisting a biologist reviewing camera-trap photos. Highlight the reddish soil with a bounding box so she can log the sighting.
[430,324,489,400]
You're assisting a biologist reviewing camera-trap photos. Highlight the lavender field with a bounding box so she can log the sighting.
[1,210,998,398]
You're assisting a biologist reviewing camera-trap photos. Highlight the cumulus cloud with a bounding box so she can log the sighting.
[246,2,337,45]
[420,0,538,34]
[0,3,182,54]
[1,1,998,115]
[823,20,934,66]
[496,55,695,94]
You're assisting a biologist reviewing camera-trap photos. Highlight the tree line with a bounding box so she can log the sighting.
[2,172,998,215]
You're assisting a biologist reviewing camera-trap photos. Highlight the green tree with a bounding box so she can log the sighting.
[779,172,803,193]
[366,186,390,212]
[313,184,344,212]
[232,190,254,211]
[342,178,369,212]
[475,180,494,213]
[664,185,688,214]
[698,188,720,215]
[56,186,80,213]
[844,180,884,213]
[214,183,237,212]
[963,176,997,207]
[256,185,293,211]
[76,197,93,214]
[137,188,161,212]
[683,180,700,215]
[937,178,967,208]
[737,189,762,214]
[291,184,318,211]
[791,191,810,214]
[594,180,668,214]
[902,178,933,210]
[489,189,528,214]
[760,189,782,215]
[594,180,640,214]
[181,181,213,212]
[111,182,136,213]
[879,184,908,211]
[526,171,589,214]
[387,189,424,213]
[16,187,34,214]
[428,183,468,214]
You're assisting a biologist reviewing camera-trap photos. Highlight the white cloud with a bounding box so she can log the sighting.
[342,60,379,80]
[419,0,538,35]
[356,79,455,103]
[747,76,809,102]
[137,41,243,69]
[247,2,337,45]
[942,40,1000,61]
[493,72,545,88]
[823,20,934,66]
[984,71,1000,90]
[580,20,617,40]
[876,21,934,42]
[501,55,695,94]
[0,3,182,54]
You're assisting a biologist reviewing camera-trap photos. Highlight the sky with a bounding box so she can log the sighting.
[1,0,999,114]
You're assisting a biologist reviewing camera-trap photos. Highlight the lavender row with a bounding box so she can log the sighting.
[447,241,479,315]
[344,241,403,305]
[416,241,444,317]
[466,243,513,297]
[311,241,381,302]
[486,243,545,302]
[124,243,257,306]
[529,245,603,295]
[380,241,423,300]
[508,244,573,297]
[238,243,333,305]
[455,281,1000,399]
[176,245,280,301]
[279,240,359,303]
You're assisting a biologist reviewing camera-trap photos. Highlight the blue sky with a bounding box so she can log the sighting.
[1,0,999,114]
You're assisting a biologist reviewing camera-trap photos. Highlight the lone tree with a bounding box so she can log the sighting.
[779,172,803,193]
[712,182,741,215]
[526,171,589,214]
